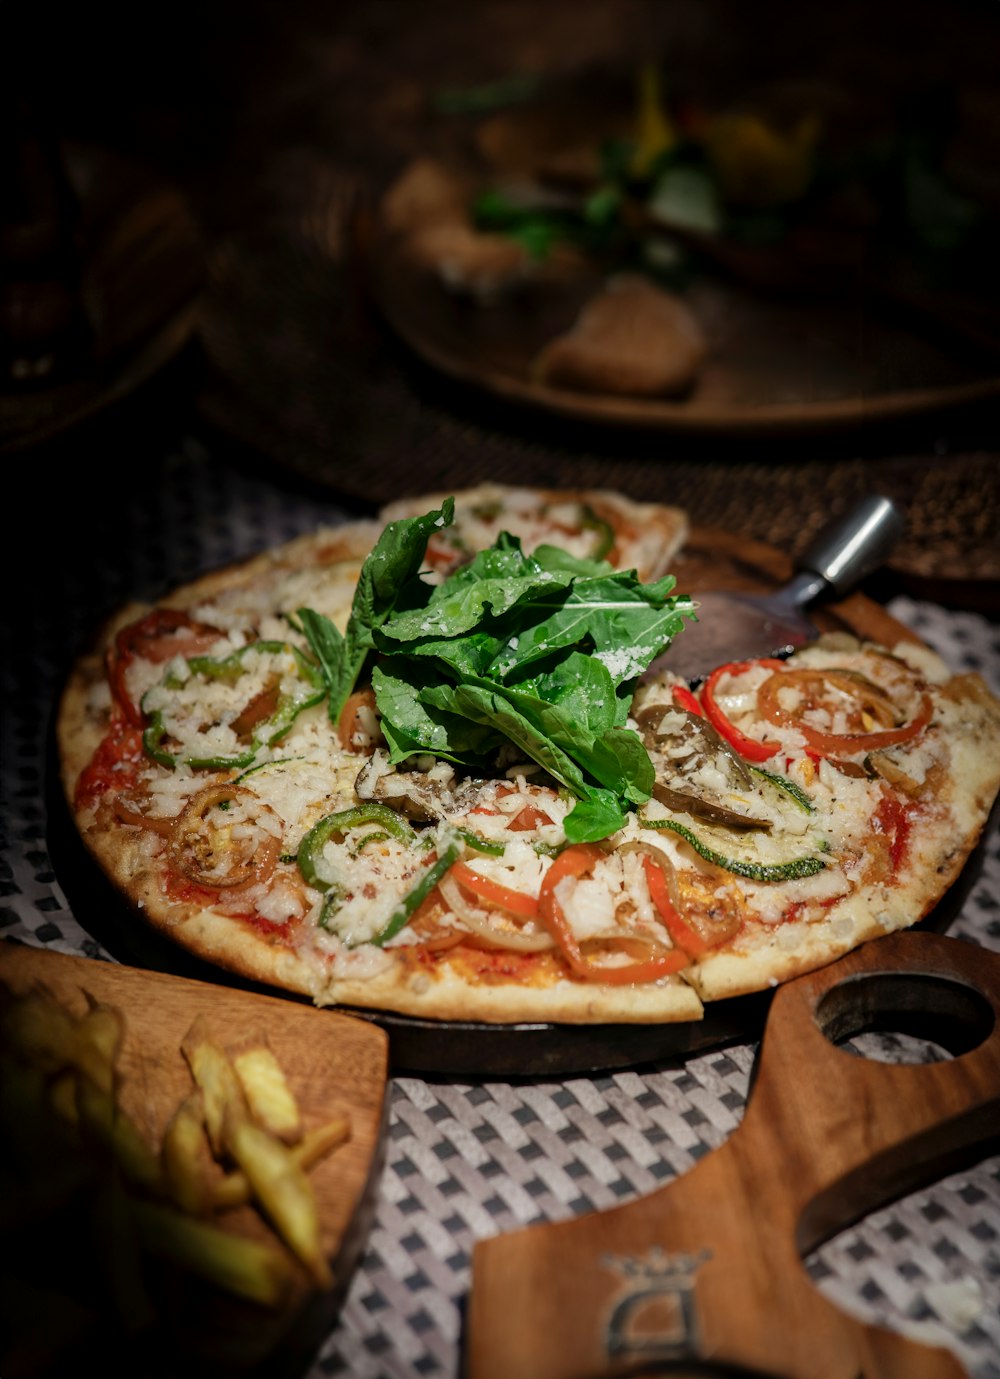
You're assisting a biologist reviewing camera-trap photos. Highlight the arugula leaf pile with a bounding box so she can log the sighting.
[297,499,695,843]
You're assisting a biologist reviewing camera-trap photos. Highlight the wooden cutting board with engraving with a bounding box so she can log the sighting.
[0,943,389,1379]
[466,930,1000,1379]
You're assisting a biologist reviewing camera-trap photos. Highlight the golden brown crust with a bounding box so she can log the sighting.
[311,960,706,1024]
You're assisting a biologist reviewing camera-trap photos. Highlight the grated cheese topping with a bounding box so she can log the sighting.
[90,575,991,990]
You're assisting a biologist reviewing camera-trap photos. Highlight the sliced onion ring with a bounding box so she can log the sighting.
[438,874,553,952]
[756,667,931,756]
[168,783,281,891]
[112,790,177,838]
[618,838,684,908]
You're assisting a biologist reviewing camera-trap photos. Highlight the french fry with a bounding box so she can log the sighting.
[78,990,126,1068]
[0,988,115,1094]
[161,1089,215,1216]
[293,1112,351,1170]
[75,1073,164,1197]
[223,1107,333,1289]
[211,1114,352,1211]
[181,1016,249,1157]
[1,982,351,1313]
[131,1198,295,1307]
[231,1043,303,1144]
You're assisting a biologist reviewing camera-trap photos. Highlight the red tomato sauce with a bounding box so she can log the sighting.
[413,942,561,986]
[874,792,913,873]
[74,719,145,810]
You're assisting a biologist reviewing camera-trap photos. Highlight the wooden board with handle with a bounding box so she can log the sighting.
[465,930,1000,1379]
[0,942,389,1379]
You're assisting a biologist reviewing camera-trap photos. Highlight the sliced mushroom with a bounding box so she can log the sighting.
[354,751,497,823]
[864,749,921,794]
[636,703,772,830]
[355,758,454,822]
[634,702,753,785]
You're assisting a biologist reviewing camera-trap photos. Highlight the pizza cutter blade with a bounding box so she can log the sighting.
[654,493,905,684]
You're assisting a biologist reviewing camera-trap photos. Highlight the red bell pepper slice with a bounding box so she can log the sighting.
[450,860,539,920]
[107,608,222,727]
[537,845,688,984]
[700,659,786,762]
[795,693,932,758]
[641,856,711,958]
[756,665,933,759]
[671,684,704,716]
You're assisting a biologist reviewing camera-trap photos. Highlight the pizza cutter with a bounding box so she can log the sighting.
[653,493,905,684]
[465,929,1000,1379]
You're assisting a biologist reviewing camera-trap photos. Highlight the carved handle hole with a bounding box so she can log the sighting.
[592,1358,794,1377]
[815,971,995,1063]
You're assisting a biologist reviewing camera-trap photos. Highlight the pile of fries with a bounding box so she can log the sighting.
[0,979,351,1320]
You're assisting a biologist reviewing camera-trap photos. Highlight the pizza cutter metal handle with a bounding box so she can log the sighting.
[763,493,905,623]
[790,492,905,602]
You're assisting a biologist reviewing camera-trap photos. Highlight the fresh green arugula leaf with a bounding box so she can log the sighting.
[372,663,502,764]
[486,572,688,683]
[419,680,590,796]
[294,609,352,718]
[376,533,574,645]
[574,727,655,805]
[417,679,629,841]
[417,659,652,832]
[562,789,630,844]
[298,498,455,720]
[298,500,693,843]
[512,652,623,738]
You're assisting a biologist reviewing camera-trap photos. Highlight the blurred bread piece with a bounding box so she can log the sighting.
[533,273,707,397]
[380,156,531,302]
[379,157,469,235]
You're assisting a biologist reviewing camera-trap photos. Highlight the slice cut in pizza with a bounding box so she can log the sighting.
[56,487,1000,1026]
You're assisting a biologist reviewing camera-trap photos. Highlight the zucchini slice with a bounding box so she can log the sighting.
[640,816,827,882]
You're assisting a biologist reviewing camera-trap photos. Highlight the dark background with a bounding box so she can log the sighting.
[4,0,1000,613]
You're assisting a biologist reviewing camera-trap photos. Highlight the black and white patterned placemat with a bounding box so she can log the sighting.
[2,435,998,1378]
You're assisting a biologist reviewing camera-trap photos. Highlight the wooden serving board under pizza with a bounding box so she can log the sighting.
[48,487,1000,1076]
[0,941,389,1379]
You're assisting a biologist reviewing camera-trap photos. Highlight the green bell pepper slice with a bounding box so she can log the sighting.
[298,803,422,895]
[300,806,460,948]
[141,641,325,769]
[370,835,463,948]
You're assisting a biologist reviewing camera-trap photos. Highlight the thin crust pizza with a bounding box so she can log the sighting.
[378,483,689,583]
[57,487,1000,1026]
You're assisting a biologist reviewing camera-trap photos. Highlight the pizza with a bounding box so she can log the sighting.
[57,485,1000,1026]
[377,482,688,583]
